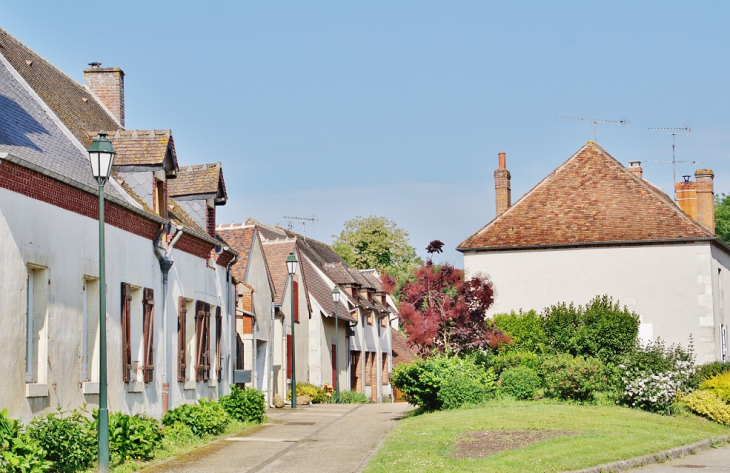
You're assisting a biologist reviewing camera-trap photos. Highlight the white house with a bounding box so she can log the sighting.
[458,142,729,364]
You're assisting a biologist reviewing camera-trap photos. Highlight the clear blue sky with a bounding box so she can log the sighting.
[5,1,730,265]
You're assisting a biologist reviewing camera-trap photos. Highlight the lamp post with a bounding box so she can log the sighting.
[87,131,115,473]
[286,252,298,408]
[331,287,340,402]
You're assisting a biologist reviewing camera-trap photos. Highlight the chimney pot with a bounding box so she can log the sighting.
[88,62,101,68]
[627,161,643,180]
[498,152,506,169]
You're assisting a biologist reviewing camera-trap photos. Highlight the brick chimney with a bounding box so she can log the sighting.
[494,152,511,217]
[628,161,643,180]
[675,176,698,221]
[84,62,125,126]
[695,169,715,233]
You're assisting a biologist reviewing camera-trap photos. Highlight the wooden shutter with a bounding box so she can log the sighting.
[204,303,211,381]
[195,301,206,382]
[215,306,222,380]
[142,288,155,383]
[382,353,388,385]
[178,297,187,382]
[121,283,132,383]
[331,344,337,388]
[364,353,372,386]
[293,280,299,323]
[286,334,292,379]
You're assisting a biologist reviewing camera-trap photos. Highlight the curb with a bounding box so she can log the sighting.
[562,434,730,473]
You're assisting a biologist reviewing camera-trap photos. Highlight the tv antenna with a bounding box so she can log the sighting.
[646,125,699,193]
[283,215,318,239]
[557,116,628,142]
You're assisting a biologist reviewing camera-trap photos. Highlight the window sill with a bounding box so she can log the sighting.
[183,380,196,391]
[208,380,218,388]
[82,382,99,395]
[126,382,144,393]
[26,383,49,398]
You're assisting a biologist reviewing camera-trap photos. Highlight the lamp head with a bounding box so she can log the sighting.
[331,286,340,303]
[87,131,116,185]
[286,252,298,275]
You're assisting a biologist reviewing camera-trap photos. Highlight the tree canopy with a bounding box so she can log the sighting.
[716,193,730,244]
[332,215,420,282]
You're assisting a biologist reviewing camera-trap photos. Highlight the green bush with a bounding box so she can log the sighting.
[500,366,541,400]
[393,354,496,411]
[682,390,730,426]
[286,383,326,403]
[540,354,608,402]
[219,386,266,424]
[108,412,162,462]
[162,399,231,437]
[696,361,730,381]
[338,391,369,404]
[0,409,52,473]
[489,350,541,376]
[27,408,96,472]
[700,372,730,402]
[542,295,639,364]
[493,310,547,354]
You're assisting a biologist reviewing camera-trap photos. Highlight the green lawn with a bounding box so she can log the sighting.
[365,399,730,473]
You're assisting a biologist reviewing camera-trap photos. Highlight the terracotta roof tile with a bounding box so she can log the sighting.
[391,328,418,366]
[93,130,177,168]
[301,255,356,323]
[261,238,297,304]
[168,162,227,203]
[458,142,714,250]
[246,218,289,241]
[0,27,121,147]
[217,225,256,283]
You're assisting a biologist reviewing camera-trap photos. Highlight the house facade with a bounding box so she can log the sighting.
[0,27,239,421]
[458,143,730,364]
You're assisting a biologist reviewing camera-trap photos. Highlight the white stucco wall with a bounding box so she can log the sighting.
[463,242,729,363]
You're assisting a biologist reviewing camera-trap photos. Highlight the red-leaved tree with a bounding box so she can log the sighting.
[397,262,509,357]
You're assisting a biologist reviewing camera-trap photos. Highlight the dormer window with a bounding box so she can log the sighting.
[154,179,166,218]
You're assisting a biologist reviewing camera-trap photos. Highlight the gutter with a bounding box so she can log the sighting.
[226,254,239,386]
[457,237,723,254]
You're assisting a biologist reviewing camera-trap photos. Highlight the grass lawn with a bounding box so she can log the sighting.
[365,399,730,473]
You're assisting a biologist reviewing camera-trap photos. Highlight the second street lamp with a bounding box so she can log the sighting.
[286,252,298,409]
[331,286,340,402]
[87,131,116,473]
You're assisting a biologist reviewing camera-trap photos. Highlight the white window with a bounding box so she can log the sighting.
[130,286,144,382]
[25,266,48,384]
[82,278,100,382]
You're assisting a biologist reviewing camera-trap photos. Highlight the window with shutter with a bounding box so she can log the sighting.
[177,297,187,382]
[331,344,337,387]
[286,334,292,379]
[215,306,222,380]
[382,353,389,385]
[142,288,155,383]
[195,301,210,382]
[364,353,372,386]
[293,280,299,323]
[121,283,132,383]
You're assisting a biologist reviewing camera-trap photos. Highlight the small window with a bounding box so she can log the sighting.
[154,179,166,218]
[367,311,373,325]
[26,266,49,384]
[82,277,100,382]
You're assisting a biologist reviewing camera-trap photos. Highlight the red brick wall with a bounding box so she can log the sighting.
[84,66,125,126]
[176,233,214,259]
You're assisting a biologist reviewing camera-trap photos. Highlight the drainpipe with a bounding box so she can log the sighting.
[226,254,238,385]
[154,224,183,413]
[268,304,278,406]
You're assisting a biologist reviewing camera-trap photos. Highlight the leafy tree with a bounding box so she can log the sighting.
[397,262,509,357]
[715,193,730,244]
[332,216,420,283]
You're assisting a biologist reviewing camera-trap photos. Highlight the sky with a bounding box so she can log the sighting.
[4,1,730,265]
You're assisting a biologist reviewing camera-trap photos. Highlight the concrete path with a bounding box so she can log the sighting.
[144,402,411,473]
[630,443,730,472]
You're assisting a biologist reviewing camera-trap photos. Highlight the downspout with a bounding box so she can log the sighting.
[226,254,239,385]
[154,224,183,413]
[252,314,258,391]
[268,304,277,406]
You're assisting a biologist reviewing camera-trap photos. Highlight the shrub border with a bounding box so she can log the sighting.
[562,434,730,473]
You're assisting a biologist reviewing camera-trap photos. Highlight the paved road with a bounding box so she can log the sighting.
[143,402,411,473]
[630,443,730,473]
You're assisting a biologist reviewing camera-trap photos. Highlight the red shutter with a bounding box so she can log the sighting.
[204,303,211,381]
[293,280,299,323]
[215,306,222,380]
[142,288,155,383]
[207,207,216,237]
[121,283,132,383]
[332,344,337,388]
[286,334,292,379]
[195,301,206,382]
[178,297,187,382]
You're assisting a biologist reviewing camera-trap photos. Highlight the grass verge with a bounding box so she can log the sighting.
[365,399,730,473]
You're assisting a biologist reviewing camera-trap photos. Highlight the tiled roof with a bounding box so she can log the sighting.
[93,130,177,169]
[391,328,417,366]
[217,224,256,283]
[358,269,384,292]
[246,218,288,241]
[168,162,227,203]
[0,55,127,203]
[0,27,122,148]
[112,170,154,213]
[168,198,207,236]
[301,255,356,322]
[261,238,297,304]
[458,142,715,251]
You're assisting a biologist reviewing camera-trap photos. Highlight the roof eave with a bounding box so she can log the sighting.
[458,237,721,253]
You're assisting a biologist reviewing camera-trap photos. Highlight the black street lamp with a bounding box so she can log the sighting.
[331,286,340,402]
[286,252,298,408]
[87,131,115,473]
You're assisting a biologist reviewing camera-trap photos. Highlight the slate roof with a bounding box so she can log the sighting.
[94,129,178,170]
[391,328,418,366]
[168,162,227,204]
[0,55,129,203]
[301,255,356,322]
[0,27,122,148]
[458,142,715,251]
[217,224,256,283]
[261,238,297,304]
[169,198,208,236]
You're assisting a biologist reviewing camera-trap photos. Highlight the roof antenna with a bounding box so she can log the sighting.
[557,116,628,142]
[283,215,318,241]
[646,125,700,199]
